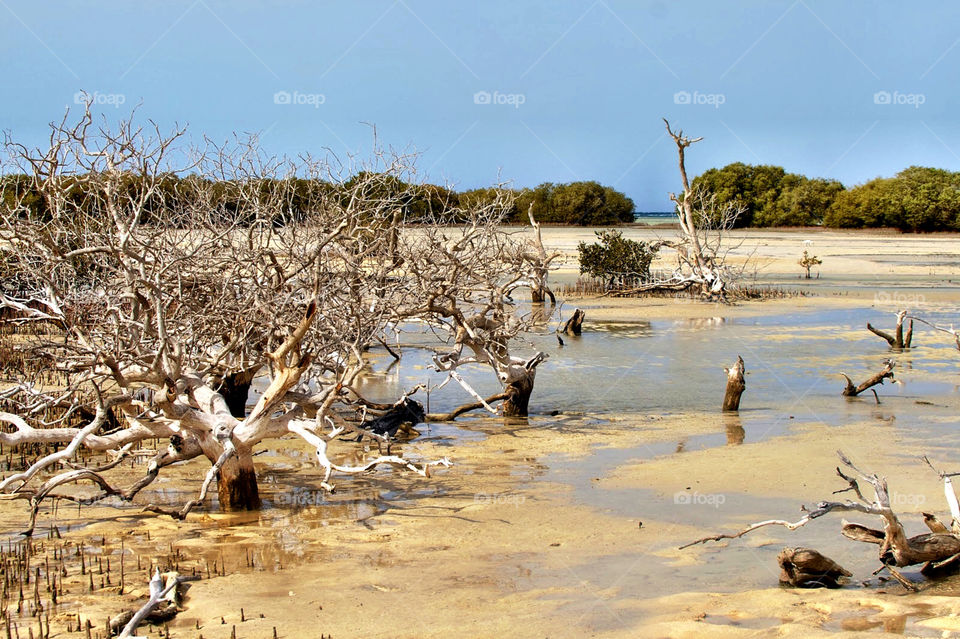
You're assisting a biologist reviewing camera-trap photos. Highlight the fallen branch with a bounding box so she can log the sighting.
[118,569,192,638]
[426,392,510,422]
[841,359,895,398]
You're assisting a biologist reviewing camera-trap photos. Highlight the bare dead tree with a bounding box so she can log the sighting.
[388,202,551,419]
[0,104,522,527]
[867,310,913,349]
[502,204,561,305]
[654,120,749,298]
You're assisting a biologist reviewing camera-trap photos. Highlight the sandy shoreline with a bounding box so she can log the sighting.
[2,227,960,638]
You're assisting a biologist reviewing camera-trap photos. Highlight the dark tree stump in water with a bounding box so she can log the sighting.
[722,356,745,412]
[560,309,585,336]
[217,449,261,511]
[503,374,534,418]
[778,547,851,588]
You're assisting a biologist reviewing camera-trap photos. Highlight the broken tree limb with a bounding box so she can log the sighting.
[426,392,510,422]
[841,359,895,397]
[118,569,189,638]
[908,316,960,351]
[287,419,451,492]
[560,308,585,336]
[722,356,745,412]
[867,310,913,349]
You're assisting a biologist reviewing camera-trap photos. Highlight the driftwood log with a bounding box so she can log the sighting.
[560,309,585,336]
[841,359,895,399]
[778,547,851,588]
[722,356,745,411]
[867,310,913,349]
[115,570,196,638]
[682,452,960,588]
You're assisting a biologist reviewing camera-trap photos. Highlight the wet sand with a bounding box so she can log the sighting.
[4,227,960,638]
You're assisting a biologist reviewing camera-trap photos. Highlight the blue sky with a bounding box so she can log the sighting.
[3,1,960,210]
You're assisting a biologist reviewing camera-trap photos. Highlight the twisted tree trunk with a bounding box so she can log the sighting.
[216,447,261,510]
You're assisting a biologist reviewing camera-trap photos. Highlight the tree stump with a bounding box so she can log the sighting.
[217,449,261,510]
[560,309,585,336]
[722,356,745,411]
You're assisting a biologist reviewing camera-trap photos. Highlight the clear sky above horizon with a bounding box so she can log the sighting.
[3,1,960,210]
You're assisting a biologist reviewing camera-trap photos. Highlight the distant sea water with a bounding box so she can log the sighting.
[633,211,677,225]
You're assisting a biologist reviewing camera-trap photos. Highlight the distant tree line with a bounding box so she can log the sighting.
[692,162,960,232]
[1,173,636,227]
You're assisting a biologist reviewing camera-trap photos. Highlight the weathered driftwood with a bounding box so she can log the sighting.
[841,520,960,568]
[909,315,960,351]
[682,452,960,588]
[560,309,585,336]
[867,310,913,349]
[841,359,895,399]
[722,356,745,412]
[778,547,851,588]
[116,570,195,638]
